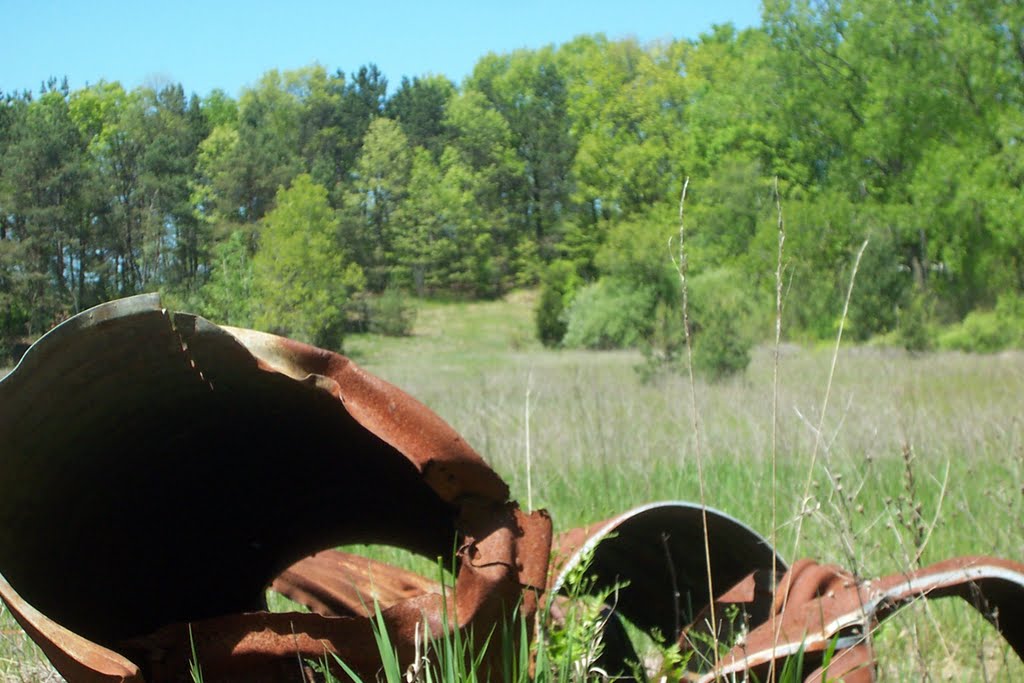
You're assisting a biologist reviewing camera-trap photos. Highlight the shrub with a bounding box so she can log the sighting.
[938,292,1024,352]
[365,288,418,337]
[636,300,687,383]
[688,268,758,380]
[562,279,657,350]
[692,311,752,380]
[535,259,582,347]
[844,229,909,341]
[896,289,935,353]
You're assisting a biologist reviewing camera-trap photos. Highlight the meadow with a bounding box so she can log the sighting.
[2,292,1022,680]
[345,293,1024,680]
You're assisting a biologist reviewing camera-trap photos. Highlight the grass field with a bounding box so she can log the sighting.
[2,291,1023,680]
[351,292,1024,680]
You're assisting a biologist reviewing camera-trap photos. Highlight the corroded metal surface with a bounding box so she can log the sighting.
[551,501,784,639]
[0,295,550,681]
[0,573,142,683]
[0,295,1021,682]
[271,549,442,618]
[689,556,1024,683]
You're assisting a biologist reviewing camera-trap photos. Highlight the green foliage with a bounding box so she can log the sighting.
[362,288,418,337]
[536,284,565,348]
[636,300,687,383]
[938,293,1024,353]
[200,88,238,128]
[252,174,364,348]
[897,289,935,353]
[4,6,1024,342]
[442,91,523,277]
[188,625,204,683]
[192,230,254,327]
[842,227,908,341]
[594,205,679,306]
[689,268,757,380]
[535,259,582,347]
[343,117,411,291]
[687,155,773,270]
[385,75,456,159]
[562,279,657,350]
[468,48,576,259]
[539,544,625,681]
[560,35,687,220]
[391,148,500,298]
[321,542,630,683]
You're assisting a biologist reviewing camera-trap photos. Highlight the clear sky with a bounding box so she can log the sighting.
[3,1,763,98]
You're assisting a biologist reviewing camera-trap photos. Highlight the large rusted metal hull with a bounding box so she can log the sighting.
[0,295,1021,682]
[0,295,549,681]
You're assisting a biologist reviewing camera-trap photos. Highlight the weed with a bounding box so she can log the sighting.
[188,625,203,683]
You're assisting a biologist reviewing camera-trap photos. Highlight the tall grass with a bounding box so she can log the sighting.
[349,294,1024,680]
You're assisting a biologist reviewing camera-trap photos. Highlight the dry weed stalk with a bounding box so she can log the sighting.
[525,370,534,511]
[789,239,868,559]
[881,442,956,671]
[769,238,869,672]
[668,177,720,674]
[768,177,785,682]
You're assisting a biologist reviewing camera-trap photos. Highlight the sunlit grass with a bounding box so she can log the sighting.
[347,291,1024,680]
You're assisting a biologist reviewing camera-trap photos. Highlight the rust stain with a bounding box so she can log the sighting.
[0,295,1020,682]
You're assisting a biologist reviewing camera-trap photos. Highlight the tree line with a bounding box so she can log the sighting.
[2,0,1022,358]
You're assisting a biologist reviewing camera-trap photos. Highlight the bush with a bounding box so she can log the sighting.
[689,268,758,380]
[636,300,687,382]
[692,311,752,380]
[844,228,910,341]
[562,279,657,350]
[364,289,418,337]
[938,293,1024,352]
[897,290,935,353]
[535,259,582,347]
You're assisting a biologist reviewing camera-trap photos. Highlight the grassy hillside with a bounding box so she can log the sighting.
[2,292,1022,680]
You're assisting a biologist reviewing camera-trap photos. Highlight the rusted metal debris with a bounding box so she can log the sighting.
[0,294,1021,682]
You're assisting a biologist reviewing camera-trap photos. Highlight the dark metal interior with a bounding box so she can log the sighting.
[0,299,457,647]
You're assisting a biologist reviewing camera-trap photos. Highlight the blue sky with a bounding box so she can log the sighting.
[3,1,763,98]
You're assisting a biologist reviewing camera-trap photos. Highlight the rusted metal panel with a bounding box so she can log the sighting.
[0,295,550,681]
[271,549,442,618]
[687,556,1024,683]
[551,501,784,640]
[0,572,142,683]
[0,295,1021,682]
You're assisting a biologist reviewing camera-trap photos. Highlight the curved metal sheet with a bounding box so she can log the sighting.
[270,549,442,618]
[703,556,1024,683]
[0,295,458,644]
[0,295,549,681]
[552,501,785,639]
[0,572,142,683]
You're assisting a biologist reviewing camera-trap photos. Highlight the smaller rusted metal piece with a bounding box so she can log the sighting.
[548,501,784,678]
[271,550,441,618]
[0,573,143,683]
[686,556,1024,683]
